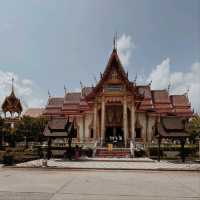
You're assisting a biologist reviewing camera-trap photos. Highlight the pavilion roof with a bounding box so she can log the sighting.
[1,87,23,114]
[158,116,189,138]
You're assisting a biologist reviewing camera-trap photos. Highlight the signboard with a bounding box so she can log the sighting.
[105,84,123,92]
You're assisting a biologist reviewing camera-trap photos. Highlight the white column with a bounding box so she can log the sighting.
[123,97,128,147]
[93,102,97,140]
[101,97,105,146]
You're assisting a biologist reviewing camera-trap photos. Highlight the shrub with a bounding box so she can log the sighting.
[148,144,198,158]
[135,149,146,157]
[3,150,14,165]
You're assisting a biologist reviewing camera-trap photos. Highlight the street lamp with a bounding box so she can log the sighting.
[64,117,75,160]
[155,115,162,162]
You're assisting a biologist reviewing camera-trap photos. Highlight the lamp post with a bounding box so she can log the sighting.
[157,133,161,162]
[155,115,161,162]
[180,138,186,163]
[64,117,75,161]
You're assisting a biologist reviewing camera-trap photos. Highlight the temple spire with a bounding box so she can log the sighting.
[113,32,118,51]
[11,77,14,93]
[10,77,16,97]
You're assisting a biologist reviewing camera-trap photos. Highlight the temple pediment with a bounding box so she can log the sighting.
[85,49,134,100]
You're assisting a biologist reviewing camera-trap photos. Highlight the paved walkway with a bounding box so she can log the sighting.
[0,168,199,200]
[15,159,200,171]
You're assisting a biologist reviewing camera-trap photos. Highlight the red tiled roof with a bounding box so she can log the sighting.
[162,117,185,130]
[48,118,66,130]
[170,95,190,107]
[152,90,171,103]
[170,95,193,116]
[158,116,189,137]
[64,92,81,103]
[47,97,64,107]
[151,90,173,113]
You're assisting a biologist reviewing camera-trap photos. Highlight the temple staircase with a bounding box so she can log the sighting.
[95,148,130,158]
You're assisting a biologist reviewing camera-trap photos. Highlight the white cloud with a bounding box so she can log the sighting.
[22,79,33,86]
[0,69,46,113]
[117,34,134,66]
[147,58,200,112]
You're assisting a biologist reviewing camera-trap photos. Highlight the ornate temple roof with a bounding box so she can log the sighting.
[85,48,135,100]
[43,46,193,118]
[64,92,81,103]
[1,80,23,115]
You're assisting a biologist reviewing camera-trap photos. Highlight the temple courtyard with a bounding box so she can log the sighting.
[0,167,199,200]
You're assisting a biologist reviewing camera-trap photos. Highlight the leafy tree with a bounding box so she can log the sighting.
[0,117,16,148]
[187,114,200,143]
[15,116,48,147]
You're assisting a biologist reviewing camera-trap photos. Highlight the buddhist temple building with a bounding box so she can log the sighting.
[43,44,193,151]
[1,79,23,128]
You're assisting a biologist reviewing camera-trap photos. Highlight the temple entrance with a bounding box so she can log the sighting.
[105,126,124,147]
[104,104,124,147]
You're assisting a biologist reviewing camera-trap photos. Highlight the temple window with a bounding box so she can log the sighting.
[111,70,118,80]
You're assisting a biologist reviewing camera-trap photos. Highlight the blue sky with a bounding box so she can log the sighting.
[0,0,199,111]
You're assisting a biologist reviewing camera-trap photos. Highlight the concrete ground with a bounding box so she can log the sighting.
[0,168,199,200]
